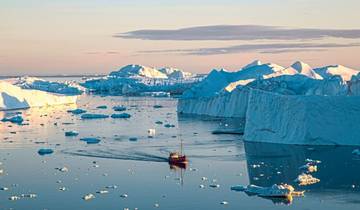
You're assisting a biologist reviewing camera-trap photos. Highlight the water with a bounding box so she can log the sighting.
[0,93,360,209]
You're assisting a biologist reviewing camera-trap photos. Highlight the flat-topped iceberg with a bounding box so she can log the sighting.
[0,81,77,110]
[244,89,360,145]
[13,76,83,95]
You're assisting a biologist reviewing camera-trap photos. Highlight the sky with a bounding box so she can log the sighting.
[1,0,360,75]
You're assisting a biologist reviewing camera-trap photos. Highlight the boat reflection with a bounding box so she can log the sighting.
[169,161,188,170]
[244,141,360,191]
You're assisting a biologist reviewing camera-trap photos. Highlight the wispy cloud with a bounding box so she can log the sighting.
[116,25,360,41]
[139,43,360,55]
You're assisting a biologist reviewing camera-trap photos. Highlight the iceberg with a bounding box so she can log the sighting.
[244,89,360,145]
[111,113,131,119]
[0,81,77,111]
[81,64,200,96]
[13,76,83,95]
[1,115,24,124]
[81,114,109,119]
[80,137,101,144]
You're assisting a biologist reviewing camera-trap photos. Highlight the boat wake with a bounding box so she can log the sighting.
[62,148,168,162]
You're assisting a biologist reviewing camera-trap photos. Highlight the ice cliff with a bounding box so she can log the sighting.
[0,81,77,110]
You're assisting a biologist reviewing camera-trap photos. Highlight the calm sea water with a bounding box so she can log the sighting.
[0,88,359,209]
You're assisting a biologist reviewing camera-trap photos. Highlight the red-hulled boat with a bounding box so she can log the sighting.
[168,139,188,164]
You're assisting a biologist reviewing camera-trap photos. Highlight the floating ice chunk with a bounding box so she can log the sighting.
[164,123,175,128]
[129,137,138,141]
[111,113,131,119]
[83,193,95,201]
[154,203,160,208]
[147,129,156,138]
[209,184,220,188]
[201,177,208,181]
[230,185,247,191]
[220,201,228,205]
[120,193,128,198]
[9,196,21,201]
[105,185,118,189]
[299,164,317,173]
[67,108,87,115]
[96,190,109,194]
[1,187,9,191]
[295,173,320,186]
[96,105,107,109]
[245,184,302,198]
[81,114,109,119]
[1,115,24,124]
[21,193,37,198]
[65,131,79,137]
[352,149,360,156]
[199,184,205,188]
[80,137,101,144]
[59,187,66,191]
[113,106,127,112]
[37,148,54,156]
[56,167,69,172]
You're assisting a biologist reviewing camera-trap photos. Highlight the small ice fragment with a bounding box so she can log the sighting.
[81,114,109,119]
[113,106,126,112]
[97,190,109,194]
[129,137,138,141]
[120,193,128,198]
[164,124,175,128]
[56,167,69,172]
[67,109,86,115]
[59,187,66,191]
[111,113,131,119]
[105,185,117,189]
[154,203,160,208]
[65,131,79,137]
[9,196,20,201]
[201,177,208,181]
[38,148,54,156]
[199,184,205,188]
[295,173,320,186]
[147,129,156,138]
[80,137,101,144]
[220,201,228,205]
[1,187,9,191]
[1,115,24,124]
[21,193,37,198]
[83,193,95,201]
[230,185,246,191]
[209,184,220,188]
[352,149,360,156]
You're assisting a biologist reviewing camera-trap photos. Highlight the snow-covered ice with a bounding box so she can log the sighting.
[0,81,77,110]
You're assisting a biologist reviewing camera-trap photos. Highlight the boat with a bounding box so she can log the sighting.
[168,138,188,164]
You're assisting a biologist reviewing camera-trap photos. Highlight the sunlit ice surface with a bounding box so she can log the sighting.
[0,91,360,209]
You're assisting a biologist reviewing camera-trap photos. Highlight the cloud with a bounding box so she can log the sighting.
[138,43,360,55]
[116,25,360,41]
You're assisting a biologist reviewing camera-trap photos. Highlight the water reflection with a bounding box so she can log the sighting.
[244,141,360,191]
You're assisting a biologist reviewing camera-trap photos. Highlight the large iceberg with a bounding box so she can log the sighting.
[81,64,200,95]
[13,76,83,95]
[244,89,360,145]
[0,81,77,110]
